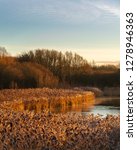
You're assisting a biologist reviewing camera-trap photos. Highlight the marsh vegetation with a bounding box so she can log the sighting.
[0,106,119,150]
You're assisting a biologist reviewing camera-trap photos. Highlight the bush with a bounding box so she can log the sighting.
[0,60,58,89]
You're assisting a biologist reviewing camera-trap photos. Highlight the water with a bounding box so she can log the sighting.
[91,97,120,116]
[14,97,120,116]
[71,97,120,116]
[81,105,120,116]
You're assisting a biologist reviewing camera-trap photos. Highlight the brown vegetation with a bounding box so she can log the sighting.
[0,49,120,89]
[0,88,94,113]
[0,108,119,150]
[0,87,119,150]
[0,46,120,150]
[0,61,58,89]
[17,49,120,87]
[0,88,94,101]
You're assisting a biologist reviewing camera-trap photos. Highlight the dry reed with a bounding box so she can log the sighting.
[0,88,119,150]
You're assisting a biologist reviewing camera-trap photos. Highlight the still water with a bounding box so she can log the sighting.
[81,105,120,116]
[16,97,120,116]
[69,97,120,116]
[82,97,120,116]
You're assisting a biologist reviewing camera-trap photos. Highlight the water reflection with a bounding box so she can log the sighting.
[81,97,120,116]
[81,105,119,116]
[95,97,120,106]
[13,97,120,116]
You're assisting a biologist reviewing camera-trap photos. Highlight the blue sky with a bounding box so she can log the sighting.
[0,0,119,62]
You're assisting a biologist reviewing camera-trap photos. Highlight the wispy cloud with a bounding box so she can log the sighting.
[94,2,119,17]
[1,0,119,24]
[32,0,119,23]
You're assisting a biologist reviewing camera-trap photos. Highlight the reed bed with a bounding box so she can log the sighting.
[0,89,119,150]
[0,88,95,113]
[0,108,119,150]
[0,88,94,102]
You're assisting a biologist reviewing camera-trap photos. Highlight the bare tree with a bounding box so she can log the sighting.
[0,46,8,57]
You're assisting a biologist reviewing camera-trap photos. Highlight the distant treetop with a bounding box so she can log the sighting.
[0,46,8,57]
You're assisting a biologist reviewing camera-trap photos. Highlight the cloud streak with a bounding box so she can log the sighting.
[0,0,119,24]
[31,0,119,23]
[94,2,119,17]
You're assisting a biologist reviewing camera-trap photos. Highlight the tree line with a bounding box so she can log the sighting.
[0,48,120,89]
[0,48,58,89]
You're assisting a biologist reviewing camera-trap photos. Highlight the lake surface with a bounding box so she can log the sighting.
[68,97,120,116]
[15,97,120,116]
[80,105,120,116]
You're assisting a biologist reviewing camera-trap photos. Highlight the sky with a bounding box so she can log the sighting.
[0,0,119,62]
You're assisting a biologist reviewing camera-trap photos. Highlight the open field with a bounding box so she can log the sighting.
[0,88,119,150]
